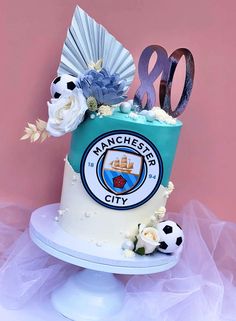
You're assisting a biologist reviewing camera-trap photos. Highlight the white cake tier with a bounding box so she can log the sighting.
[59,159,170,247]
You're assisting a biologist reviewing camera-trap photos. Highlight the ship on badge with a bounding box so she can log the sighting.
[109,155,134,174]
[101,150,143,194]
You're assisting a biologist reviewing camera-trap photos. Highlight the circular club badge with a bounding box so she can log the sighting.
[80,130,163,210]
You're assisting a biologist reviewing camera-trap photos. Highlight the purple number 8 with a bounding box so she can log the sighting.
[134,46,195,117]
[134,45,168,111]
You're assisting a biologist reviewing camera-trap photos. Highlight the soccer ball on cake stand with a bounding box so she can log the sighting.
[157,220,184,253]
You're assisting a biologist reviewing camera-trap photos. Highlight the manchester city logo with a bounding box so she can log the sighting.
[80,130,163,210]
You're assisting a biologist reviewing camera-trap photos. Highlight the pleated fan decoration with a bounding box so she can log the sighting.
[58,6,135,89]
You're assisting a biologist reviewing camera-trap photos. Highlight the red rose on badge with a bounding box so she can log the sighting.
[113,175,127,188]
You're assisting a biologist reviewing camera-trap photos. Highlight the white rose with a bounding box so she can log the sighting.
[135,224,160,255]
[46,88,88,137]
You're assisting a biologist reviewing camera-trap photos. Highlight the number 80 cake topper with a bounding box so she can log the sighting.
[134,45,195,117]
[21,6,194,143]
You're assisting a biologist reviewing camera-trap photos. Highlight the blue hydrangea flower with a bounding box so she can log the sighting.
[77,68,127,105]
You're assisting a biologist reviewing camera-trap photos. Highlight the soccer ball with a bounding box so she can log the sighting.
[50,74,77,99]
[157,220,184,254]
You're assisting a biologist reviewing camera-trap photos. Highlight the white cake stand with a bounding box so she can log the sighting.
[30,204,181,321]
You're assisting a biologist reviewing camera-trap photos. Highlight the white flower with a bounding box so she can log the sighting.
[123,249,135,258]
[135,224,160,255]
[46,88,88,137]
[98,105,113,116]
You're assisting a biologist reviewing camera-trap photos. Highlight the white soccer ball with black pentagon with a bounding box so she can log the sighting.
[50,74,77,99]
[157,220,184,254]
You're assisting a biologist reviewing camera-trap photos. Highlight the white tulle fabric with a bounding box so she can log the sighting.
[0,200,236,321]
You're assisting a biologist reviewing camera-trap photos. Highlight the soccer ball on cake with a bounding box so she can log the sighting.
[157,220,184,254]
[50,74,77,99]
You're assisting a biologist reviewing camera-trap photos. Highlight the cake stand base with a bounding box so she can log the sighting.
[51,269,125,321]
[30,204,181,321]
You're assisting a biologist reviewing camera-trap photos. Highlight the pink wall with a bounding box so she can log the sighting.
[2,0,236,221]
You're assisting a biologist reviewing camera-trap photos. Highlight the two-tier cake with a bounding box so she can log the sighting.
[22,5,194,257]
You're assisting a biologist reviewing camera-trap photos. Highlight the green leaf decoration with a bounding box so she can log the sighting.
[133,236,138,249]
[135,247,145,256]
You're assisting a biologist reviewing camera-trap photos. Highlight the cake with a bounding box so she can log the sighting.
[22,6,194,257]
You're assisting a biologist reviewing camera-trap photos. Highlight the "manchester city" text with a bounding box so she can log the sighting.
[92,136,156,166]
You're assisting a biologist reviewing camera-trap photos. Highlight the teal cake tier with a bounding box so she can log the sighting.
[68,110,182,187]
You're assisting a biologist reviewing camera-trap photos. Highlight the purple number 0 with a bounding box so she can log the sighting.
[134,46,195,117]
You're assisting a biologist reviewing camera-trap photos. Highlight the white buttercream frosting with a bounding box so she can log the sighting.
[167,181,175,193]
[123,249,135,258]
[154,206,166,222]
[60,159,169,246]
[144,107,177,124]
[128,111,139,120]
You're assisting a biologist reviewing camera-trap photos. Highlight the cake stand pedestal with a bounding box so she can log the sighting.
[30,204,181,321]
